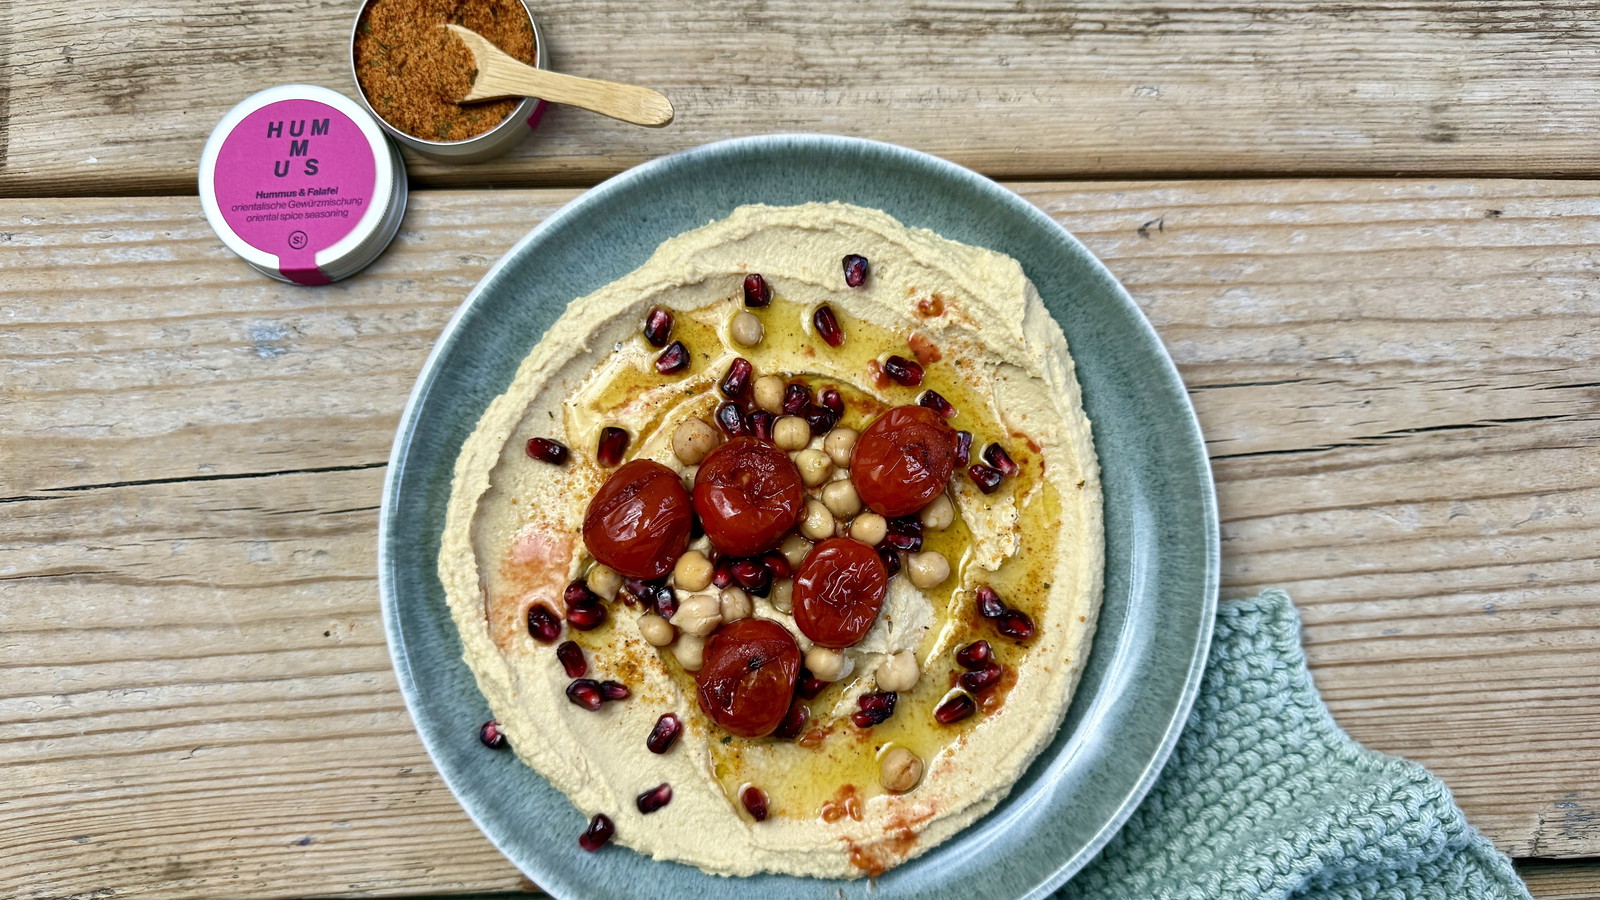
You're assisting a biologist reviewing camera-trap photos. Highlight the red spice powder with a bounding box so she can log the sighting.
[353,0,536,142]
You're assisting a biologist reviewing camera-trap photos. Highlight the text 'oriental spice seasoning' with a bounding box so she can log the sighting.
[354,0,537,143]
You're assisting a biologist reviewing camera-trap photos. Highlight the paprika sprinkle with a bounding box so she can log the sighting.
[353,0,537,143]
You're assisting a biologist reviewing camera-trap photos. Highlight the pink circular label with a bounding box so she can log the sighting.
[212,99,378,285]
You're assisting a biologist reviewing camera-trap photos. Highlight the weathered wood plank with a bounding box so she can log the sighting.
[3,180,1597,898]
[6,2,1600,196]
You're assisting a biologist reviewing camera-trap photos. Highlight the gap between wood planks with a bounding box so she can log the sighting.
[13,167,1600,200]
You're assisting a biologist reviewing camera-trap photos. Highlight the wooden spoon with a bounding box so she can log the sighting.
[445,24,674,128]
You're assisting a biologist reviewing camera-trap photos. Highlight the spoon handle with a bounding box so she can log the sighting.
[446,25,674,128]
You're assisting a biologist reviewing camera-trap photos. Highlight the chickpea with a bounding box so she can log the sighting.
[769,578,794,613]
[673,550,713,591]
[880,746,924,794]
[672,418,721,466]
[673,633,706,672]
[875,649,920,692]
[850,511,888,546]
[800,499,835,541]
[805,645,852,682]
[795,448,834,487]
[753,375,785,414]
[638,612,675,647]
[587,563,622,601]
[719,586,753,623]
[780,533,813,570]
[821,479,862,519]
[919,493,955,531]
[773,416,811,451]
[905,550,951,590]
[824,427,858,467]
[670,591,723,637]
[730,311,765,347]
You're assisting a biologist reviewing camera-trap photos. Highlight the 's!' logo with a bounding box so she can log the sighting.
[287,230,309,250]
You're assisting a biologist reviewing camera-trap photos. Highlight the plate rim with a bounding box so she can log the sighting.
[378,133,1218,899]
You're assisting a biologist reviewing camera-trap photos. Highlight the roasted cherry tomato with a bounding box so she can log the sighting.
[692,437,806,557]
[852,405,958,518]
[792,537,888,648]
[695,618,802,738]
[582,458,693,579]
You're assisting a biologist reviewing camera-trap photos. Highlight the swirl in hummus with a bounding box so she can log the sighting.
[439,202,1103,878]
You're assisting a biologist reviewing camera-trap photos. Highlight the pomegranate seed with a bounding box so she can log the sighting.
[655,340,690,375]
[720,357,753,398]
[801,403,839,435]
[852,691,897,728]
[716,400,747,436]
[782,382,812,415]
[527,603,561,643]
[567,679,604,711]
[842,254,869,288]
[919,389,956,419]
[974,586,1006,619]
[647,713,683,754]
[711,558,735,589]
[556,641,587,678]
[747,410,774,442]
[600,680,631,702]
[525,437,569,464]
[652,585,679,621]
[997,609,1036,640]
[643,306,674,347]
[955,640,993,669]
[731,559,769,592]
[883,355,923,387]
[796,668,828,700]
[579,813,615,851]
[761,551,792,580]
[968,463,1003,494]
[813,305,844,347]
[479,720,509,750]
[954,430,974,464]
[636,783,673,814]
[621,577,651,603]
[565,580,596,606]
[935,691,977,724]
[888,515,923,535]
[741,786,769,822]
[819,388,844,415]
[883,530,921,553]
[878,545,902,578]
[774,700,810,739]
[597,426,629,467]
[959,661,1003,693]
[984,443,1018,477]
[743,273,772,307]
[566,595,607,632]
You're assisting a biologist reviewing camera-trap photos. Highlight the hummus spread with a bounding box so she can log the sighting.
[439,202,1103,878]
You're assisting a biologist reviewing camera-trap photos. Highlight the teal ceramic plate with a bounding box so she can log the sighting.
[379,135,1217,899]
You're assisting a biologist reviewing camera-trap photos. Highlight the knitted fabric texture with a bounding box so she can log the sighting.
[1057,590,1531,900]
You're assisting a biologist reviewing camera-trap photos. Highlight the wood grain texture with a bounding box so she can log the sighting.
[3,180,1598,899]
[6,1,1600,196]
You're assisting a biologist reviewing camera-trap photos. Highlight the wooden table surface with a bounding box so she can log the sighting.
[4,3,1598,898]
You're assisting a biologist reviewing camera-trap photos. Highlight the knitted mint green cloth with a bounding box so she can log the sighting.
[1058,590,1532,900]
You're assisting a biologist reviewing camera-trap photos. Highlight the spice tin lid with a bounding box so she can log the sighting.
[199,84,407,285]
